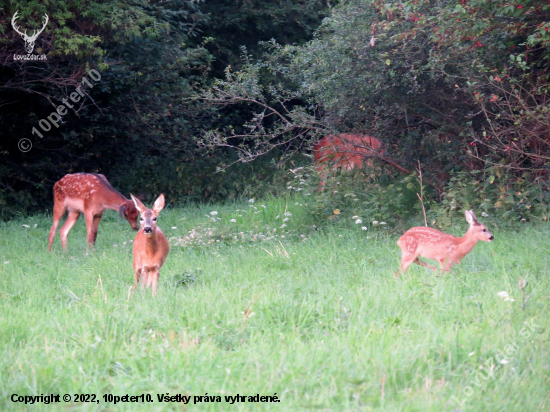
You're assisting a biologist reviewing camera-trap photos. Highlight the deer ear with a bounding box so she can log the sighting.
[465,210,478,225]
[152,194,165,214]
[131,194,146,214]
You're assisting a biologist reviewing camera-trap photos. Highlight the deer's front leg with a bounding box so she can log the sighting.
[133,268,141,290]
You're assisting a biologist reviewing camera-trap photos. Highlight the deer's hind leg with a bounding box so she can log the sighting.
[59,211,80,251]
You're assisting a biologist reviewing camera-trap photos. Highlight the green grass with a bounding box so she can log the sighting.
[0,198,548,411]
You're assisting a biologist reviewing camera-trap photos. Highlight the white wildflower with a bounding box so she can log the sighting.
[284,212,292,217]
[283,218,289,223]
[280,224,287,228]
[33,224,38,228]
[372,221,379,225]
[380,222,387,225]
[230,219,237,223]
[249,199,255,203]
[481,212,489,217]
[210,211,218,216]
[468,352,475,357]
[171,227,177,229]
[497,291,514,301]
[261,205,267,208]
[352,216,359,219]
[275,215,280,220]
[355,219,362,224]
[22,224,30,228]
[361,227,367,231]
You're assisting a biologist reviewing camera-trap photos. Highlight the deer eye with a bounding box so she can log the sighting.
[483,229,486,232]
[153,218,157,221]
[140,217,144,221]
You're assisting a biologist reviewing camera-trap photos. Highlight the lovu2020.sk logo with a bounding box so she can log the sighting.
[12,10,48,60]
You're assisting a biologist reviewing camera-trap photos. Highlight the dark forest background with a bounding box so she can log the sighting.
[1,0,549,225]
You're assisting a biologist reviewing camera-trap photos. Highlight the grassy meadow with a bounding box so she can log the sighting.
[0,197,548,411]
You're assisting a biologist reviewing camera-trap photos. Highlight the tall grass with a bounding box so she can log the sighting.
[0,197,548,411]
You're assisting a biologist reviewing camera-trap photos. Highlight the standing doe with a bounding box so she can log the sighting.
[48,173,139,252]
[131,194,169,296]
[396,210,494,275]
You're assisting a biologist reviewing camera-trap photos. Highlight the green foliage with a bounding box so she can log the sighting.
[287,165,425,229]
[198,0,328,75]
[429,167,550,228]
[290,164,550,232]
[0,0,326,217]
[200,0,550,198]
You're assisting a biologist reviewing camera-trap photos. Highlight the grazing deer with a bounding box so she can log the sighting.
[48,173,139,252]
[314,134,384,188]
[396,210,494,276]
[131,194,169,296]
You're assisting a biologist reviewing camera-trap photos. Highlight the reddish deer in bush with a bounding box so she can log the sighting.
[131,194,169,296]
[48,173,139,252]
[314,134,383,171]
[314,134,383,188]
[396,210,494,276]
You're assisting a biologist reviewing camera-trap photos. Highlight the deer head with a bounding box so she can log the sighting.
[465,210,494,242]
[12,11,49,54]
[119,200,140,231]
[131,194,165,238]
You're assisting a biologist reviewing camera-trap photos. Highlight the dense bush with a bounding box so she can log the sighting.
[0,0,327,218]
[287,164,550,231]
[200,0,550,204]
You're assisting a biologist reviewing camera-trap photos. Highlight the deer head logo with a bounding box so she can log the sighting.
[12,11,49,54]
